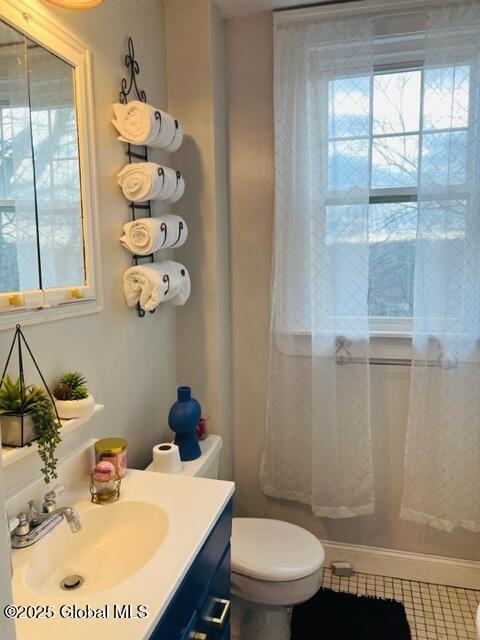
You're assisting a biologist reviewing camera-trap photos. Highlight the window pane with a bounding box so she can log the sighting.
[371,134,419,188]
[418,199,466,241]
[368,202,417,317]
[326,204,369,318]
[421,131,467,187]
[0,26,40,294]
[55,109,78,158]
[328,139,369,191]
[373,70,421,135]
[423,66,470,130]
[329,76,371,139]
[27,42,85,290]
[0,206,20,293]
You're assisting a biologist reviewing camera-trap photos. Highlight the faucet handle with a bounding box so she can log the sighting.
[15,513,30,536]
[44,484,65,501]
[43,484,66,512]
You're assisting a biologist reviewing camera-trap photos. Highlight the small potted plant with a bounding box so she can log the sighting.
[53,371,94,420]
[0,375,61,483]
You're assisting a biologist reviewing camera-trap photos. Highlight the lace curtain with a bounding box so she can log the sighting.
[401,1,480,533]
[260,14,375,517]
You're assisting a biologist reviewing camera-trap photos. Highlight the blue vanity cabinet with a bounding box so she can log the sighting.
[150,499,232,640]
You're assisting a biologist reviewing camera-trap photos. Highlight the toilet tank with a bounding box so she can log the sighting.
[146,434,223,479]
[181,434,222,479]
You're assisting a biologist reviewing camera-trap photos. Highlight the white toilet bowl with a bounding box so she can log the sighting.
[231,518,325,640]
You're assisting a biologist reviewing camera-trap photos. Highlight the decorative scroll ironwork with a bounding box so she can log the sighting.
[119,37,146,105]
[335,336,353,366]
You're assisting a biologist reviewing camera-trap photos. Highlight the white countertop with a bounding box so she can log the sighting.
[11,469,235,640]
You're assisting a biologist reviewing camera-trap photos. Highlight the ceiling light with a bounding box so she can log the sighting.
[44,0,103,9]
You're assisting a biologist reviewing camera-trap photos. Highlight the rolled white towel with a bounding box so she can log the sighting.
[112,101,160,147]
[123,261,191,311]
[168,172,185,204]
[120,215,188,255]
[117,162,159,202]
[164,121,184,153]
[112,101,183,151]
[117,162,185,203]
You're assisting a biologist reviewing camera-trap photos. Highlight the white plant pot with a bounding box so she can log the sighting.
[54,394,95,420]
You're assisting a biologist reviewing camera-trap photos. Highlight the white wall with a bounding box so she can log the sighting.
[226,12,480,562]
[164,0,233,479]
[1,0,177,497]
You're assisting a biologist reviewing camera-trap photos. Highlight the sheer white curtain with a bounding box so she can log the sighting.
[260,14,375,517]
[401,1,480,532]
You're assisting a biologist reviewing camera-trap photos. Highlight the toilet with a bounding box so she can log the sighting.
[230,517,325,640]
[147,434,325,640]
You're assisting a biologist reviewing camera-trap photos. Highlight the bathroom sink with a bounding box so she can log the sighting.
[24,500,169,597]
[11,469,234,640]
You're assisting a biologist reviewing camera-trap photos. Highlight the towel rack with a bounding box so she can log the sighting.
[118,36,156,318]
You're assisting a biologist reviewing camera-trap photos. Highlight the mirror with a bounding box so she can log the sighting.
[0,18,85,296]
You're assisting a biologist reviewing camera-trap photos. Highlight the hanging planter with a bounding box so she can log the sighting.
[0,325,61,484]
[0,376,46,447]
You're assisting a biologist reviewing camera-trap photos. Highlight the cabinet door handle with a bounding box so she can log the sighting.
[189,634,207,640]
[203,597,230,627]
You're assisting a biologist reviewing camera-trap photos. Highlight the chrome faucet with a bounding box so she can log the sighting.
[9,484,81,549]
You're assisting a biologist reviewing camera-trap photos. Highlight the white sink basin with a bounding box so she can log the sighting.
[11,469,235,640]
[25,500,169,597]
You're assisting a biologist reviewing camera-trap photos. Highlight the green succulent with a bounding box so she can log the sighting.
[0,375,61,484]
[58,371,87,389]
[71,386,89,400]
[54,371,89,401]
[0,374,45,415]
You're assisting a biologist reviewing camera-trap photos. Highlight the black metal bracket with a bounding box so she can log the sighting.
[119,36,155,318]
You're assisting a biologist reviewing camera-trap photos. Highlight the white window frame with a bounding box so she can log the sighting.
[0,0,102,330]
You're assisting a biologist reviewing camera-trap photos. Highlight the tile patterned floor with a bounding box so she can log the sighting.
[322,567,480,639]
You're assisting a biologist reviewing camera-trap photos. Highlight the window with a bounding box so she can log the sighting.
[0,11,100,327]
[327,63,470,323]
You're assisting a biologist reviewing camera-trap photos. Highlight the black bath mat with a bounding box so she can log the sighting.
[291,588,411,640]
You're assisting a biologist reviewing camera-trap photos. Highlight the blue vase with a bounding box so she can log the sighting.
[168,386,201,461]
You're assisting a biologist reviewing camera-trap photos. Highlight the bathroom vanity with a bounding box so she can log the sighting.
[9,460,234,640]
[152,499,232,640]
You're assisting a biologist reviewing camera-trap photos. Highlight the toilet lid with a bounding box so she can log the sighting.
[231,518,325,582]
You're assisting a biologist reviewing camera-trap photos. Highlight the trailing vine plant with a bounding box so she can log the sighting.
[0,375,61,483]
[32,395,61,484]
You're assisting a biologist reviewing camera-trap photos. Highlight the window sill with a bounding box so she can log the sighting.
[0,298,102,331]
[370,334,412,361]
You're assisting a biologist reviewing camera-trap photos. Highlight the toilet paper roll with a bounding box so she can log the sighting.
[152,443,183,474]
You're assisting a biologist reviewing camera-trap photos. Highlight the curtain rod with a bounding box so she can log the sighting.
[273,0,455,24]
[274,0,358,13]
[273,0,356,13]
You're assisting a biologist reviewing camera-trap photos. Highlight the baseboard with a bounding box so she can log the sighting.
[322,540,480,589]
